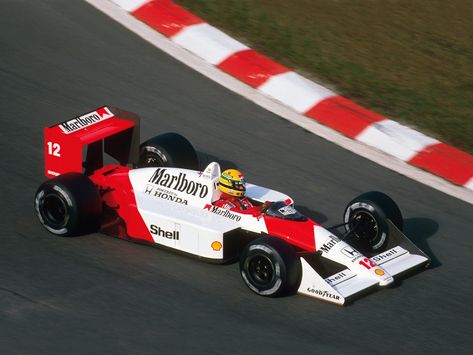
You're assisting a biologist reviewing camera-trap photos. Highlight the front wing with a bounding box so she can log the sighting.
[297,221,430,305]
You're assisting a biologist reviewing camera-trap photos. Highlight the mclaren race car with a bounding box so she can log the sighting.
[35,106,430,305]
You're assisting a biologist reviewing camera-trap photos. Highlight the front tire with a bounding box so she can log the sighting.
[138,133,198,170]
[240,237,301,297]
[344,191,402,252]
[35,173,102,236]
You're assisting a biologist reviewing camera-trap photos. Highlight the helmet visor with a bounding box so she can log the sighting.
[232,180,246,191]
[219,179,246,192]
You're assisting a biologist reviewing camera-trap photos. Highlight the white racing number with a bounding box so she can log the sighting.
[47,142,61,157]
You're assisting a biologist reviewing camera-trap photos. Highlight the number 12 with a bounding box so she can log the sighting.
[47,142,61,157]
[359,258,376,270]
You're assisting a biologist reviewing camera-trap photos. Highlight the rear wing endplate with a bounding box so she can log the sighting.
[44,106,140,178]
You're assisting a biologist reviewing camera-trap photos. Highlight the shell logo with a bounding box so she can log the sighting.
[375,269,385,276]
[211,241,222,251]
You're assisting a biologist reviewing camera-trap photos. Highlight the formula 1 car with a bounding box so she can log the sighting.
[35,106,430,305]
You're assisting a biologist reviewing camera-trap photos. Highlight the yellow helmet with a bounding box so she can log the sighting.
[218,169,246,197]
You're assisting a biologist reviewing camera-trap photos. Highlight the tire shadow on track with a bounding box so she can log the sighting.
[404,217,440,268]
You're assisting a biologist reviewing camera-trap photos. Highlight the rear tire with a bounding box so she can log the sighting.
[138,133,198,170]
[344,191,402,252]
[34,173,102,236]
[240,237,301,297]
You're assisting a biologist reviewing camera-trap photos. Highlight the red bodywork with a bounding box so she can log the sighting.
[43,106,150,241]
[264,216,318,252]
[88,165,154,243]
[44,106,140,178]
[43,106,319,254]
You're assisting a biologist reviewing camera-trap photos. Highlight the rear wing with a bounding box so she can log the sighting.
[44,106,140,178]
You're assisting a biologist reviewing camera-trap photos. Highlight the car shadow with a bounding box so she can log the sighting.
[403,217,441,268]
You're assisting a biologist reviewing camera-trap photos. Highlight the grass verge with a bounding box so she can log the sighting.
[176,0,473,154]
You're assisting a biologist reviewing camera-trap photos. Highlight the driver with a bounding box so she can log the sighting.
[213,169,270,214]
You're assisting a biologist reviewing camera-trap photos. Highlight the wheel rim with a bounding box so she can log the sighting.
[350,210,379,242]
[247,254,274,287]
[42,194,68,228]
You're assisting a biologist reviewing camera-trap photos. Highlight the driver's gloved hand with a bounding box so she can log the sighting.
[260,201,272,213]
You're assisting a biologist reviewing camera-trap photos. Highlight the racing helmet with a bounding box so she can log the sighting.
[218,169,246,197]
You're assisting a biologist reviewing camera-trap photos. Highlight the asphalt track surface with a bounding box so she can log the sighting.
[1,1,472,354]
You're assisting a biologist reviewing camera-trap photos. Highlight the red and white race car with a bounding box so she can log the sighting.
[35,107,430,305]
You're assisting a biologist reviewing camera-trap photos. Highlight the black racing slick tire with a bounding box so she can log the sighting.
[344,191,403,253]
[240,237,302,297]
[34,173,102,236]
[138,133,199,170]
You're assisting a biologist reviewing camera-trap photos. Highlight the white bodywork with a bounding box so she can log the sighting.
[129,162,429,304]
[298,226,429,305]
[129,162,291,259]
